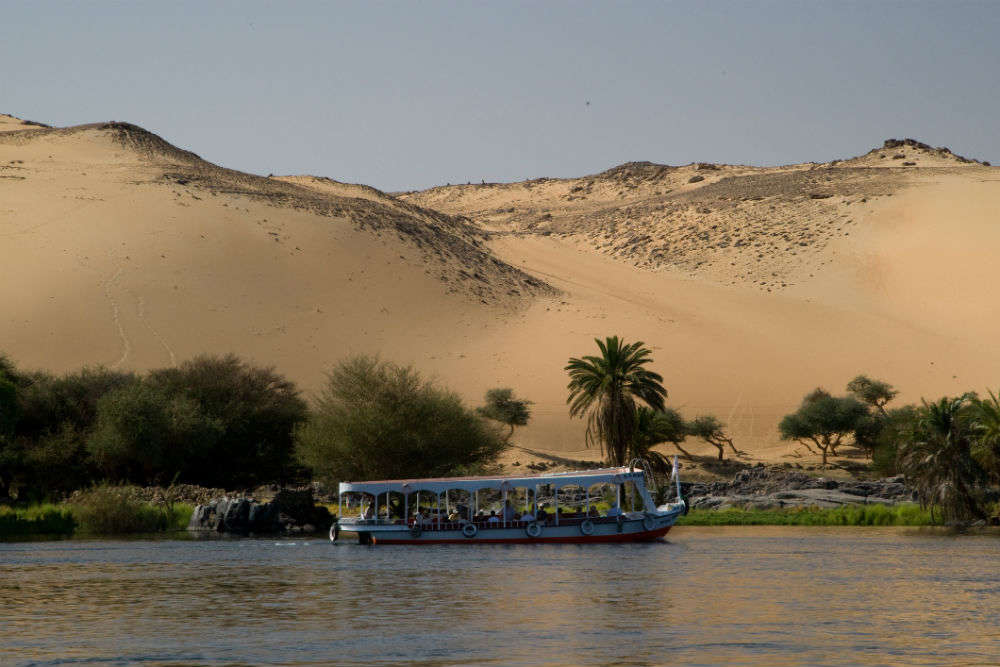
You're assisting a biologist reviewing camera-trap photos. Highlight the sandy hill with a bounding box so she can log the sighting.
[4,116,1000,473]
[0,116,550,404]
[397,143,1000,468]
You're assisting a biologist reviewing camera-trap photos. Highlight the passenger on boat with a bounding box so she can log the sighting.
[605,503,622,518]
[447,510,460,521]
[501,501,517,522]
[520,510,535,522]
[487,510,500,524]
[535,506,549,523]
[587,506,600,518]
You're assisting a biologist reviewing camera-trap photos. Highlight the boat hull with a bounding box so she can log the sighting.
[336,512,680,545]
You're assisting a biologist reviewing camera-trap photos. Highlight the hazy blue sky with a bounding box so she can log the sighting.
[4,1,998,190]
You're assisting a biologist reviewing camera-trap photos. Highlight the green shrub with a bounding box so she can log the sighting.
[296,356,507,485]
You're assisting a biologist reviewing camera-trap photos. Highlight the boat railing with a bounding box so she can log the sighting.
[342,514,648,531]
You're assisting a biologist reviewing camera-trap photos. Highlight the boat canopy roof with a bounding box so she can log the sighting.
[339,467,646,495]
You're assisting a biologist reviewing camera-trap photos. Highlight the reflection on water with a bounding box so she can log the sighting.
[2,528,999,666]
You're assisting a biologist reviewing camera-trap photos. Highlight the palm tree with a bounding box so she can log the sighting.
[897,395,986,523]
[565,336,667,466]
[631,406,688,472]
[971,389,1000,485]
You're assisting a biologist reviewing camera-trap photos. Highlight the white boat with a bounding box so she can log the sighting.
[331,459,686,545]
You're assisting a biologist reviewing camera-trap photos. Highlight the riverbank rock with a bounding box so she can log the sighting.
[681,464,915,510]
[187,488,331,535]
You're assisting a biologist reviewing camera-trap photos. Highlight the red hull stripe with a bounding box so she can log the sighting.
[368,526,672,545]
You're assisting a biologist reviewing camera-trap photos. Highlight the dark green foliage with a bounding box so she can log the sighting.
[14,368,138,441]
[631,406,687,470]
[1,366,137,500]
[566,336,667,466]
[87,383,224,486]
[897,395,988,523]
[686,414,738,461]
[779,388,869,466]
[871,405,919,476]
[477,388,532,442]
[0,376,17,437]
[970,390,1000,485]
[146,355,308,487]
[295,356,507,485]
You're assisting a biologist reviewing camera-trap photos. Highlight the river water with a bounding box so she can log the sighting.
[2,527,998,666]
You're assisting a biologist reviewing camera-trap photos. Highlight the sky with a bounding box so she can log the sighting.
[3,1,998,191]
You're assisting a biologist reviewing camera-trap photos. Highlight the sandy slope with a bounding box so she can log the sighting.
[3,117,999,471]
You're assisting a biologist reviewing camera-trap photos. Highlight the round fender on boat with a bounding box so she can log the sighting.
[410,524,422,538]
[525,522,542,538]
[579,519,595,536]
[462,523,478,538]
[642,516,656,532]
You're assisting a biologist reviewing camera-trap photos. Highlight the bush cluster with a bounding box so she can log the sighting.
[1,352,509,503]
[0,353,307,500]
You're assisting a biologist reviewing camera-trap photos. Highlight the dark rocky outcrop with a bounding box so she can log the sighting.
[188,488,332,535]
[681,464,915,510]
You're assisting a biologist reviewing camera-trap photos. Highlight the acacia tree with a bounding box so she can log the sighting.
[847,375,899,417]
[477,388,532,443]
[779,388,869,466]
[631,406,688,471]
[686,415,738,461]
[565,336,667,467]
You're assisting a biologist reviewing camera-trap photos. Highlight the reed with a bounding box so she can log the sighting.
[69,486,194,535]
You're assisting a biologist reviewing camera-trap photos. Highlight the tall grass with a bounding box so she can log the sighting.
[677,503,932,526]
[1,486,194,539]
[70,485,193,535]
[0,504,76,537]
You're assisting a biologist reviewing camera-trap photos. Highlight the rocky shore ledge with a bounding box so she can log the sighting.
[187,488,332,535]
[682,464,915,510]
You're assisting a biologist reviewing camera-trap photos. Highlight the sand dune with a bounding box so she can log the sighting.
[0,118,549,393]
[3,116,999,470]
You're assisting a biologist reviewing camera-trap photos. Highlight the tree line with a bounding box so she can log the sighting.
[779,375,1000,522]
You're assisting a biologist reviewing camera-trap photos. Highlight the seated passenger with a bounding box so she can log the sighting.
[362,504,375,520]
[412,509,425,525]
[535,506,549,522]
[519,510,535,522]
[588,506,600,518]
[447,511,460,521]
[605,503,622,518]
[487,510,500,524]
